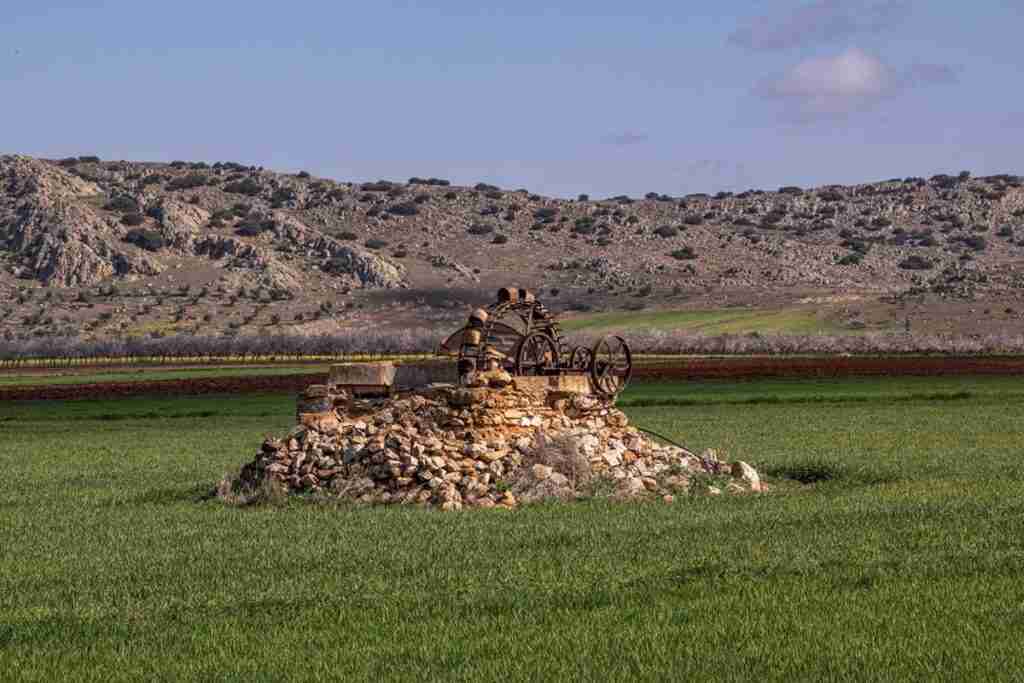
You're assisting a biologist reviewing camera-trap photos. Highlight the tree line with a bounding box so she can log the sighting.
[2,328,1024,369]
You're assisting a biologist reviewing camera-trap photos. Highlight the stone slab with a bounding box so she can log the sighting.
[394,360,459,389]
[329,362,396,388]
[512,374,592,395]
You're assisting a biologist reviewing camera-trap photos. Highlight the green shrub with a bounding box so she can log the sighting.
[960,236,988,252]
[669,246,697,260]
[270,188,296,206]
[654,225,679,238]
[492,234,509,244]
[898,255,933,270]
[234,217,276,236]
[387,202,419,216]
[120,212,145,227]
[167,173,208,191]
[104,195,138,213]
[468,223,494,236]
[223,178,262,196]
[124,228,166,252]
[364,238,389,250]
[573,217,597,235]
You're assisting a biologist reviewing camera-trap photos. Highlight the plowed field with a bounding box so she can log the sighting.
[4,355,1024,401]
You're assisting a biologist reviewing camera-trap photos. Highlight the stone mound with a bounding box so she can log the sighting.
[227,377,763,510]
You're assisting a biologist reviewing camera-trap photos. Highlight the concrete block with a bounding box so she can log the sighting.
[513,374,592,395]
[329,363,396,388]
[394,360,459,389]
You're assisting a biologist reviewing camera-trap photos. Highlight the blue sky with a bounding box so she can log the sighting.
[2,1,1022,197]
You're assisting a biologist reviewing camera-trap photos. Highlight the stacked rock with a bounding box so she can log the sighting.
[232,380,763,510]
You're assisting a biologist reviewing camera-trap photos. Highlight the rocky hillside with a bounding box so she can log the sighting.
[2,154,1024,342]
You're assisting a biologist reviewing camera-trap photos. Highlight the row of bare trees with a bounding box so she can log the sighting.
[3,328,1024,368]
[0,329,439,368]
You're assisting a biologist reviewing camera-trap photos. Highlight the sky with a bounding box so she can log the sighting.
[2,0,1022,198]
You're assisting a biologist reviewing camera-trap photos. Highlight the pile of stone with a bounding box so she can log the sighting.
[228,363,763,510]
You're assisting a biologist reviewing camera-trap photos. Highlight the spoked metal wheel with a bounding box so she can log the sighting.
[569,346,594,371]
[515,333,559,376]
[590,335,633,396]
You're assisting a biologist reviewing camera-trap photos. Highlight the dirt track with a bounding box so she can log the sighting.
[4,356,1024,402]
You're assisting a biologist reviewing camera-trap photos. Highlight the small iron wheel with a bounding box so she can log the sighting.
[590,335,633,396]
[515,333,559,376]
[569,346,594,371]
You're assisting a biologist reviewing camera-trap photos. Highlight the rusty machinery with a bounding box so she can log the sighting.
[439,287,632,397]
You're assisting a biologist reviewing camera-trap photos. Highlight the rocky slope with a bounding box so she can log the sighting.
[2,154,1024,341]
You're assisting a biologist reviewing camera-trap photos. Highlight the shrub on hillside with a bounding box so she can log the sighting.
[270,188,296,206]
[467,223,494,236]
[223,178,262,196]
[167,173,208,191]
[124,228,166,252]
[120,212,145,227]
[959,235,988,252]
[669,246,697,260]
[387,202,419,216]
[364,238,389,250]
[654,225,679,238]
[234,217,276,236]
[104,195,138,213]
[898,255,933,270]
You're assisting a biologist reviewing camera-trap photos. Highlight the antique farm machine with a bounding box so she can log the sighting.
[439,287,632,397]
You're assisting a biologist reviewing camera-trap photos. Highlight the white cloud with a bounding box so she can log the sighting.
[757,48,958,119]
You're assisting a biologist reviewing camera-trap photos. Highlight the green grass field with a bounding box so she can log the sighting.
[560,306,856,334]
[0,364,328,387]
[2,378,1024,680]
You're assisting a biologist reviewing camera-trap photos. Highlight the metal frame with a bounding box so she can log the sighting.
[446,288,633,396]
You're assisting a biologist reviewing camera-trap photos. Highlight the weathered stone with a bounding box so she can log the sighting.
[531,464,553,480]
[731,460,762,492]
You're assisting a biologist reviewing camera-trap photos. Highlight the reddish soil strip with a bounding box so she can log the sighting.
[0,374,327,402]
[631,355,1024,381]
[3,356,1024,402]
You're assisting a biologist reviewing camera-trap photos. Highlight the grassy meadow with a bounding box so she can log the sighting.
[560,306,856,335]
[2,377,1023,680]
